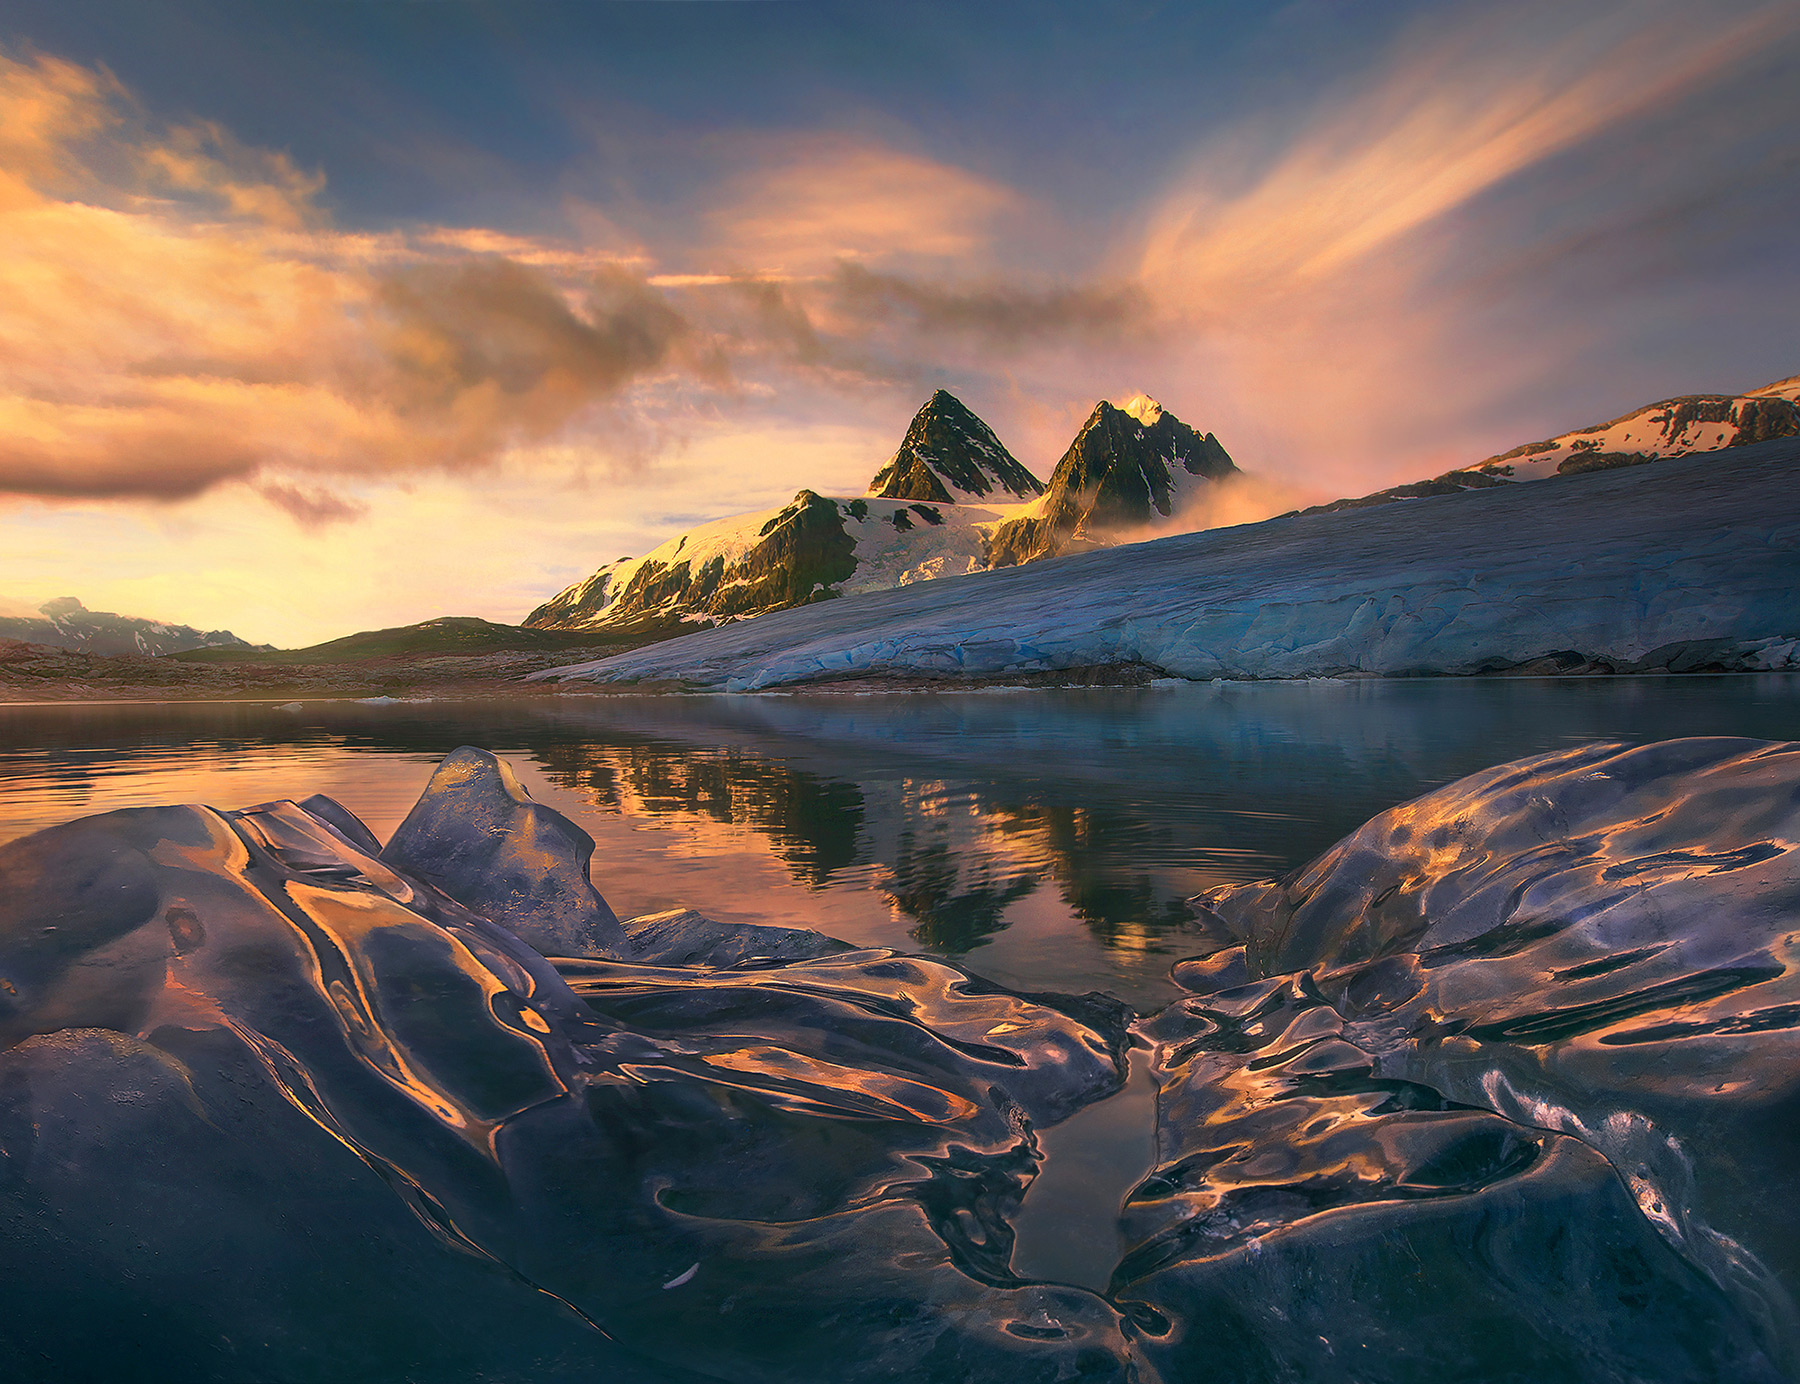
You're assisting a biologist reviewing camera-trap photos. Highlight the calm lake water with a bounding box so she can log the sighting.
[5,675,1799,1011]
[4,676,1800,1301]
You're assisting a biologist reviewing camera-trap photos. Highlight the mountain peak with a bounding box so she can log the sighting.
[986,396,1238,566]
[867,391,1044,503]
[1119,393,1163,425]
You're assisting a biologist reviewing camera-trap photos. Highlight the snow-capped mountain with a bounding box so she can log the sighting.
[524,389,1041,633]
[526,390,1041,634]
[1304,374,1800,515]
[526,390,1236,634]
[534,432,1800,691]
[0,596,264,656]
[524,485,1021,633]
[867,389,1044,502]
[1496,374,1800,474]
[985,395,1237,566]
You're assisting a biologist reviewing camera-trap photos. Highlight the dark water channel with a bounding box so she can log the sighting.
[3,675,1799,1375]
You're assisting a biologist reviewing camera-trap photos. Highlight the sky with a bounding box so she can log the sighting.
[1,0,1797,645]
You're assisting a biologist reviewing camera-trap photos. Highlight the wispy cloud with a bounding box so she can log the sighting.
[1140,3,1798,298]
[701,135,1020,277]
[1124,0,1800,486]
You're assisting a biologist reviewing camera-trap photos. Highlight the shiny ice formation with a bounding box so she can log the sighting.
[2,739,1799,1381]
[0,748,1132,1383]
[1126,736,1800,1382]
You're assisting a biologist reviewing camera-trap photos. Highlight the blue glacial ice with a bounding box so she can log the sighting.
[533,437,1800,691]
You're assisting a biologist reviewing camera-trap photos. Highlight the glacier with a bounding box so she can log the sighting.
[534,434,1800,691]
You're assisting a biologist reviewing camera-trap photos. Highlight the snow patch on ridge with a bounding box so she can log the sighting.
[1120,394,1164,425]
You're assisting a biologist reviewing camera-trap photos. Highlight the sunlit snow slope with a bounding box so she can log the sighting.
[1307,374,1800,513]
[534,435,1800,690]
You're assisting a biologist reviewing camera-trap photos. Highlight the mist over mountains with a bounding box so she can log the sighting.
[985,396,1237,567]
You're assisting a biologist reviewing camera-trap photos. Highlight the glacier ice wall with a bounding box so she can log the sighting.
[534,436,1800,690]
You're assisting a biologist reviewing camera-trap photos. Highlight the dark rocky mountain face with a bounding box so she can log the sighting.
[527,392,1234,639]
[0,596,262,656]
[527,490,856,632]
[528,391,1037,636]
[986,400,1237,567]
[867,389,1044,503]
[523,563,631,630]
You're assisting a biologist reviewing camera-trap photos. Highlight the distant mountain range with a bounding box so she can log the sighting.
[526,389,1238,632]
[1300,374,1800,515]
[0,597,265,656]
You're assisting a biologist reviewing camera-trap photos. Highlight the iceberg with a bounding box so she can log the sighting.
[1126,736,1800,1381]
[533,435,1800,691]
[0,751,1133,1383]
[3,737,1800,1379]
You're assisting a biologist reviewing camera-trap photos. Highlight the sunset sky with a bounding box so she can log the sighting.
[2,0,1797,645]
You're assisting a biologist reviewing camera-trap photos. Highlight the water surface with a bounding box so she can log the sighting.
[4,676,1800,1377]
[4,676,1798,1009]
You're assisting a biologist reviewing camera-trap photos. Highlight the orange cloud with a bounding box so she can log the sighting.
[0,48,120,208]
[704,135,1020,276]
[0,47,725,514]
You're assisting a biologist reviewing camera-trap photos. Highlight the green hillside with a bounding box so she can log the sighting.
[170,615,678,665]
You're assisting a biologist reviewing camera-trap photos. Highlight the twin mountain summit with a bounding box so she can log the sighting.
[521,375,1800,638]
[523,391,1236,637]
[4,376,1797,656]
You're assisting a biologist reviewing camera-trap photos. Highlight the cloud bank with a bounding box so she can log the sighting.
[1,0,1797,642]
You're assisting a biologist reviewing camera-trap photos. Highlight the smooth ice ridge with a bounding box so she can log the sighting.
[532,436,1800,690]
[1124,736,1800,1382]
[0,749,1135,1384]
[5,737,1800,1380]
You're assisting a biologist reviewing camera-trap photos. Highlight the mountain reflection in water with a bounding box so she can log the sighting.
[4,677,1799,1010]
[4,699,1800,1380]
